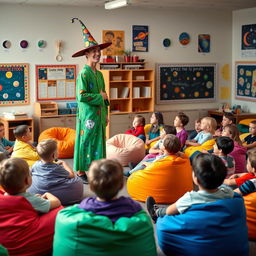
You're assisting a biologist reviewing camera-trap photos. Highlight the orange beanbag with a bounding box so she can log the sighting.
[127,155,193,204]
[243,192,256,240]
[38,127,76,159]
[106,134,145,166]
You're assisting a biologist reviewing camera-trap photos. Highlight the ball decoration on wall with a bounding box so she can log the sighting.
[38,40,47,48]
[2,40,11,49]
[179,32,190,46]
[20,40,29,48]
[163,38,171,48]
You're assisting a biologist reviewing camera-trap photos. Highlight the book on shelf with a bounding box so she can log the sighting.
[123,64,143,70]
[120,87,130,98]
[133,87,140,98]
[110,88,118,98]
[2,112,28,119]
[141,87,151,97]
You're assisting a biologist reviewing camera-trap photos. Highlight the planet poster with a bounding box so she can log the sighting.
[132,25,149,52]
[235,62,256,101]
[0,63,29,105]
[241,24,256,57]
[198,34,210,53]
[156,63,216,104]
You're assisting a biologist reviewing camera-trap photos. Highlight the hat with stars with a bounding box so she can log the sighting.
[71,18,111,58]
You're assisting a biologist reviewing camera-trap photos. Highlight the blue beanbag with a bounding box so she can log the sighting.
[157,193,249,256]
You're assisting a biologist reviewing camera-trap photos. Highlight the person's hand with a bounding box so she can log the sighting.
[6,146,13,153]
[228,174,239,179]
[56,160,64,166]
[100,90,108,100]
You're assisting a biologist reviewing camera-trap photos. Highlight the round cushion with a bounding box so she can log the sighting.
[53,205,157,256]
[244,192,256,240]
[106,134,145,166]
[156,194,249,256]
[39,127,76,159]
[239,119,256,126]
[127,155,193,203]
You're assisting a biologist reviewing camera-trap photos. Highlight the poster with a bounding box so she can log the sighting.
[36,65,76,101]
[156,63,217,104]
[0,63,29,105]
[241,24,256,57]
[102,30,124,56]
[132,25,149,52]
[198,34,210,53]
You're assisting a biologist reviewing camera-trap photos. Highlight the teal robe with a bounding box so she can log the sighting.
[74,65,108,172]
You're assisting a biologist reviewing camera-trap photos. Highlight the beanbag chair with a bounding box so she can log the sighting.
[0,245,8,256]
[127,155,193,203]
[38,127,76,159]
[240,132,250,143]
[157,193,249,256]
[53,205,157,256]
[238,119,256,133]
[244,192,256,240]
[239,119,256,126]
[0,191,63,256]
[106,134,145,166]
[184,138,216,159]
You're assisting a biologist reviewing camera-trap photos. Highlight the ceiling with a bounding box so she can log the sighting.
[0,0,256,10]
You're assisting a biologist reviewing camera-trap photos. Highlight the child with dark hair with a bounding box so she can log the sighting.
[215,112,235,136]
[125,115,146,141]
[188,118,201,140]
[11,125,40,167]
[174,112,189,148]
[79,159,142,222]
[242,120,256,150]
[146,153,234,222]
[0,122,14,157]
[213,136,235,177]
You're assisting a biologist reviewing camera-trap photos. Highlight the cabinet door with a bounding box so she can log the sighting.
[65,116,76,129]
[41,117,65,131]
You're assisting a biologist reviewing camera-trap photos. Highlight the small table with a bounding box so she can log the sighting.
[208,110,256,126]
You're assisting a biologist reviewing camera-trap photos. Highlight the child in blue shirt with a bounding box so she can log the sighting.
[0,122,14,156]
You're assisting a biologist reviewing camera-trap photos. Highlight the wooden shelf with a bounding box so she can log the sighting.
[99,62,146,70]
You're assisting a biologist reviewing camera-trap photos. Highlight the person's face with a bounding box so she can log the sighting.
[0,126,5,139]
[222,116,232,127]
[222,127,231,137]
[246,158,255,173]
[249,123,256,135]
[174,116,182,127]
[213,143,220,155]
[105,33,114,43]
[195,121,201,132]
[160,129,166,139]
[133,117,141,128]
[86,47,101,64]
[23,128,32,142]
[200,119,208,131]
[150,113,157,124]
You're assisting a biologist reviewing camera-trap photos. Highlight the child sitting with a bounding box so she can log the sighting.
[79,159,142,222]
[0,158,61,213]
[146,153,234,222]
[28,139,84,205]
[215,112,234,136]
[222,124,247,174]
[145,112,164,149]
[0,122,14,157]
[174,112,189,148]
[185,117,216,147]
[11,125,40,167]
[187,118,201,140]
[125,115,146,141]
[224,150,256,187]
[128,134,181,176]
[213,136,235,177]
[242,120,256,150]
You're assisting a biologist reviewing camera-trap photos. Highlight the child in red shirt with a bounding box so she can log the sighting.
[224,149,256,187]
[125,115,145,141]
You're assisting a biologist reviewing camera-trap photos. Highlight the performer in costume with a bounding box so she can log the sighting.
[72,18,111,183]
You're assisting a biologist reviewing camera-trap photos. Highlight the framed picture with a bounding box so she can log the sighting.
[102,30,124,56]
[132,25,149,52]
[36,65,76,101]
[235,61,256,101]
[0,63,29,105]
[241,24,256,57]
[156,63,217,104]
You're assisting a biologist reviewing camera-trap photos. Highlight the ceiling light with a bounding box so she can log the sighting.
[105,0,129,10]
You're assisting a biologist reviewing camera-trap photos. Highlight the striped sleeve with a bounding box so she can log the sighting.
[239,178,256,195]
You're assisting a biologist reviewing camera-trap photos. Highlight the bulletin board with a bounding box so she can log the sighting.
[36,65,76,101]
[235,62,256,101]
[0,63,29,105]
[156,63,217,104]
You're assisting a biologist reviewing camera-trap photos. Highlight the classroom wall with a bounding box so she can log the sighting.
[232,7,256,113]
[0,4,233,115]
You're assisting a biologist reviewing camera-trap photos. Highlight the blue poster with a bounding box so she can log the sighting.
[241,24,256,57]
[132,25,149,52]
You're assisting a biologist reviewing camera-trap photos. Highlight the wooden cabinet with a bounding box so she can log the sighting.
[0,117,34,142]
[101,69,155,138]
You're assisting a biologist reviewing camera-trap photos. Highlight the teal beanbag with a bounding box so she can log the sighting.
[0,245,8,256]
[53,205,157,256]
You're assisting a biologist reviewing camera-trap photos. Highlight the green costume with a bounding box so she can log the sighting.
[74,65,108,172]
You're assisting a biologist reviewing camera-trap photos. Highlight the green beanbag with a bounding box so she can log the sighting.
[53,205,157,256]
[0,245,8,256]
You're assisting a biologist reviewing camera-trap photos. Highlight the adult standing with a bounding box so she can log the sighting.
[72,18,111,183]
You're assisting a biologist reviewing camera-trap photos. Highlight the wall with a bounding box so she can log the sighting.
[232,7,256,113]
[0,4,232,116]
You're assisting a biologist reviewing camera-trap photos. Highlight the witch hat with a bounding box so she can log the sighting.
[71,18,111,58]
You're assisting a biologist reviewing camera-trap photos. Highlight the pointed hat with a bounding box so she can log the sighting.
[71,18,111,58]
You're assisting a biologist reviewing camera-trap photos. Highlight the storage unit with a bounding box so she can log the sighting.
[0,117,34,142]
[99,62,146,70]
[101,69,155,138]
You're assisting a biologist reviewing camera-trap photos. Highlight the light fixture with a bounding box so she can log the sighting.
[105,0,129,10]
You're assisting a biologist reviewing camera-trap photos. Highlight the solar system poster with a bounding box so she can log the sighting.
[235,62,256,102]
[0,63,29,105]
[241,24,256,57]
[132,25,149,52]
[156,63,216,104]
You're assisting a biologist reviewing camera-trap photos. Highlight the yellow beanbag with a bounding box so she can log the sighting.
[184,139,216,159]
[239,119,256,126]
[240,133,250,145]
[127,155,193,204]
[39,127,76,159]
[144,124,162,149]
[243,192,256,240]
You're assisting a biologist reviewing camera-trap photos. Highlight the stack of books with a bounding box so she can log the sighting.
[3,112,28,119]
